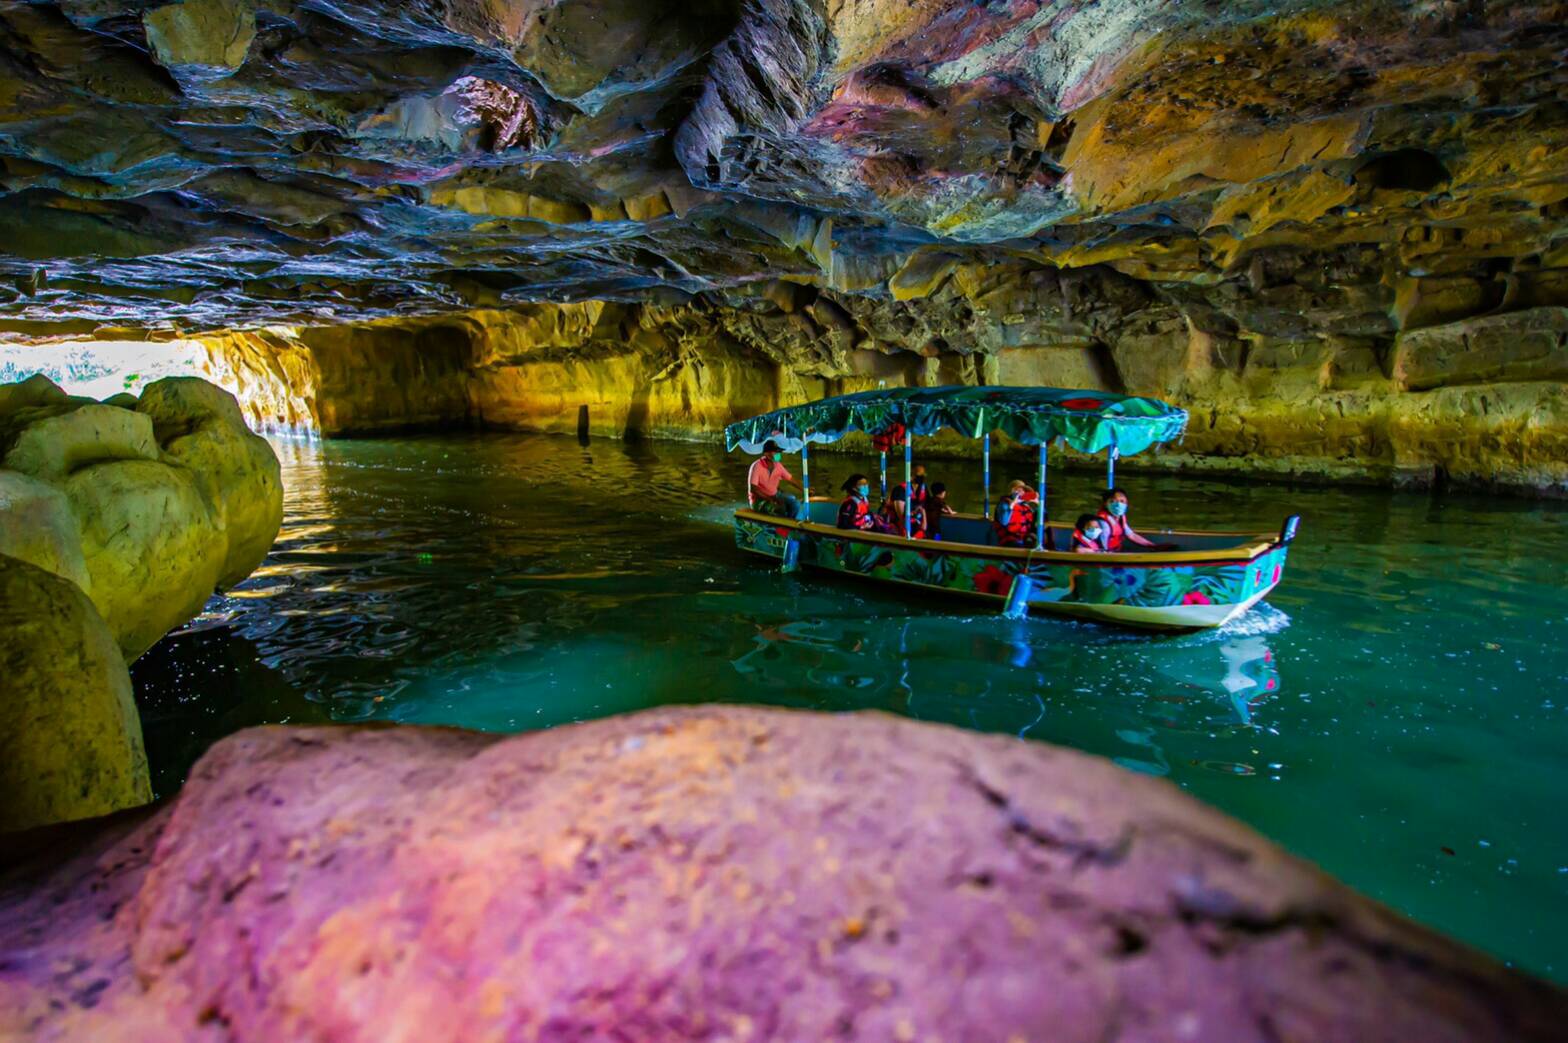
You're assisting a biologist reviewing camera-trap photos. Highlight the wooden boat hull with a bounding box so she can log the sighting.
[733,509,1289,631]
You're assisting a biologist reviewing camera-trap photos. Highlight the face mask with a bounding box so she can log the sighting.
[1084,528,1102,541]
[771,452,782,462]
[1107,501,1127,517]
[856,484,868,497]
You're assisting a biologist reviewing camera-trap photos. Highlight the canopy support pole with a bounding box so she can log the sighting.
[981,433,992,520]
[879,451,887,500]
[800,440,810,517]
[1107,446,1119,489]
[903,434,913,540]
[1035,442,1047,550]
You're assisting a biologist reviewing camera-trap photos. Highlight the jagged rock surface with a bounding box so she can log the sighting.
[0,1,1561,331]
[0,374,283,659]
[0,2,1563,487]
[0,553,150,832]
[2,706,1565,1041]
[194,300,1568,491]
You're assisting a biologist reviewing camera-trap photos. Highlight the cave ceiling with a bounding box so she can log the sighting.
[0,0,1564,336]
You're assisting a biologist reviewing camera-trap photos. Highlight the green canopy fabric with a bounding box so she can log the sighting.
[725,385,1187,457]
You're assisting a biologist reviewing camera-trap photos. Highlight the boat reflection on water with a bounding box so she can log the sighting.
[727,613,1283,771]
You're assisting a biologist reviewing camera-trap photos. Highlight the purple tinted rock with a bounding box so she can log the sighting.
[2,707,1564,1041]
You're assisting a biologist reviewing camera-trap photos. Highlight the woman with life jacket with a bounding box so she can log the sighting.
[993,480,1040,547]
[1071,514,1106,553]
[1095,488,1166,551]
[837,474,894,533]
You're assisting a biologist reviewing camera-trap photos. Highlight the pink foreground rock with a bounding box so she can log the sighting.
[1,707,1563,1042]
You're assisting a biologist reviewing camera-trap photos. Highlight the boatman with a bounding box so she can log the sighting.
[748,439,808,519]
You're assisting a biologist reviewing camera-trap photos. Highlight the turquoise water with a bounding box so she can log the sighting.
[130,432,1568,982]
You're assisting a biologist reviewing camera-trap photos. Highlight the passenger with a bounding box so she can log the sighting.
[887,464,931,522]
[884,485,926,539]
[747,439,807,520]
[993,480,1040,547]
[837,474,893,532]
[1071,513,1106,553]
[925,481,957,541]
[1095,487,1160,551]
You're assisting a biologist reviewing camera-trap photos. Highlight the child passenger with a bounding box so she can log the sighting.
[1072,513,1106,553]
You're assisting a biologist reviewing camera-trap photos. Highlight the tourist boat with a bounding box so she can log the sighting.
[725,386,1298,631]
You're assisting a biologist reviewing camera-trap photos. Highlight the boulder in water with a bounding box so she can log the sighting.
[0,554,150,833]
[0,374,282,660]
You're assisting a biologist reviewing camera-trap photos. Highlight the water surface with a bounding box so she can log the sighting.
[131,432,1568,981]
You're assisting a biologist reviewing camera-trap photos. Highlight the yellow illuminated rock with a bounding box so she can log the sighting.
[0,553,151,832]
[0,375,283,660]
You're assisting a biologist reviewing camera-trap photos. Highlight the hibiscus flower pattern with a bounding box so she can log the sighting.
[970,565,1013,596]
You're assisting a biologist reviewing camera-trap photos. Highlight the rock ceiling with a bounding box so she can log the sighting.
[0,0,1564,335]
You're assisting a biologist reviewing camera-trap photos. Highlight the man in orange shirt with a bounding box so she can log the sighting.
[748,440,807,519]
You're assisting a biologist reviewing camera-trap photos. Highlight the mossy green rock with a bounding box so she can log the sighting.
[0,553,151,833]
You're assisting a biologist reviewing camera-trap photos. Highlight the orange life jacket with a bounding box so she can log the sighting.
[994,493,1037,546]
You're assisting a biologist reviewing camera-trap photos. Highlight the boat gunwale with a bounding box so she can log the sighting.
[735,507,1281,567]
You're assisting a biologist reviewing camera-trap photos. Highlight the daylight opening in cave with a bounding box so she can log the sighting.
[0,339,207,399]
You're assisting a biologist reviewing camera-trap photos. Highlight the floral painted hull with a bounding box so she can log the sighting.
[734,516,1288,630]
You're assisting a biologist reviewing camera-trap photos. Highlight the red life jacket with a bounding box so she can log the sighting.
[1071,529,1101,552]
[839,495,872,530]
[871,423,906,454]
[1096,509,1126,551]
[994,493,1037,546]
[878,499,925,539]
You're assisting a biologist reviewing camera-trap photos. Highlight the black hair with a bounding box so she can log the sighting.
[1075,513,1100,532]
[929,481,947,495]
[841,473,869,494]
[1100,487,1128,504]
[762,439,781,453]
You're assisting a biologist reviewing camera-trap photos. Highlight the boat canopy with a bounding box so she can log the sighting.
[724,385,1187,457]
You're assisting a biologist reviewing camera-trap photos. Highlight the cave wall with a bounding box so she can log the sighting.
[0,1,1562,492]
[195,261,1568,493]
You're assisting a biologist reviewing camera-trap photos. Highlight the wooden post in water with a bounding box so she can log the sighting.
[576,404,590,444]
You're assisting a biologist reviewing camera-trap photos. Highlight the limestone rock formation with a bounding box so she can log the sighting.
[0,553,151,832]
[0,2,1562,487]
[0,374,282,659]
[191,300,1568,491]
[1,707,1564,1040]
